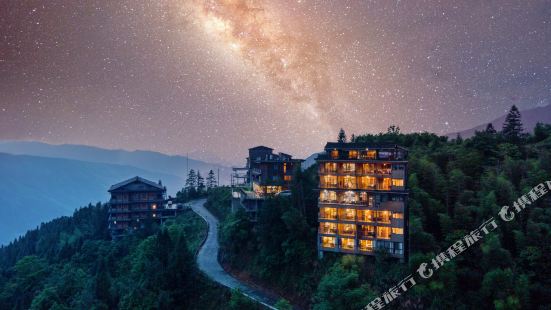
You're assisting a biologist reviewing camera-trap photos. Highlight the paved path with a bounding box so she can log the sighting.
[190,199,280,310]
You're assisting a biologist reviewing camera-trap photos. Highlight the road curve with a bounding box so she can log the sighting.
[190,199,280,309]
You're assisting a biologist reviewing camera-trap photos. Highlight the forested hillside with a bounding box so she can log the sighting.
[2,109,550,310]
[215,118,551,309]
[0,204,230,309]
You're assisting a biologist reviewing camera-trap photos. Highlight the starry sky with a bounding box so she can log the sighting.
[1,0,550,165]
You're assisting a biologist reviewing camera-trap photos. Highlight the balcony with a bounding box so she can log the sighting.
[319,182,338,189]
[340,238,356,251]
[359,240,374,252]
[319,210,337,220]
[358,230,376,238]
[338,225,356,236]
[320,236,336,248]
[319,225,337,234]
[319,199,370,207]
[372,217,391,224]
[338,210,356,221]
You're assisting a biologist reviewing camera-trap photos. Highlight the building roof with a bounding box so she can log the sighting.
[108,176,164,192]
[249,145,274,151]
[324,142,408,151]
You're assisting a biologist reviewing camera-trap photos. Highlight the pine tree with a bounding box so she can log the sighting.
[185,169,197,190]
[206,170,217,189]
[197,171,205,193]
[485,123,497,134]
[387,125,400,134]
[502,105,523,141]
[337,128,347,143]
[455,133,463,144]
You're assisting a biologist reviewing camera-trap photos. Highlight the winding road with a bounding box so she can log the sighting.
[190,199,280,309]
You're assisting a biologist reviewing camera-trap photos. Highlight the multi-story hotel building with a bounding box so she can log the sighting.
[108,176,181,238]
[231,146,303,220]
[316,142,408,259]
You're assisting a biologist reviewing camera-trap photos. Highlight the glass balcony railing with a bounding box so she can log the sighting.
[358,231,376,238]
[319,227,337,234]
[339,229,356,236]
[319,213,337,220]
[339,214,356,221]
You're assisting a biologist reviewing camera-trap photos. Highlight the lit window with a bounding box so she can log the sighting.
[377,226,391,239]
[331,149,339,159]
[392,179,404,187]
[321,236,336,248]
[348,150,358,159]
[284,175,292,181]
[340,238,355,250]
[392,213,404,219]
[339,223,356,235]
[342,162,355,172]
[367,150,377,159]
[359,240,373,251]
[392,228,403,235]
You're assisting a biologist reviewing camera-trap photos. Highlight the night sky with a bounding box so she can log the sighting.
[1,1,550,165]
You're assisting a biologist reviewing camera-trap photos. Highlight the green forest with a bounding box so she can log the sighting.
[212,108,551,309]
[1,106,551,309]
[0,205,234,309]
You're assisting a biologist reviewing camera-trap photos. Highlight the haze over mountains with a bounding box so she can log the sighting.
[448,104,551,138]
[0,141,230,245]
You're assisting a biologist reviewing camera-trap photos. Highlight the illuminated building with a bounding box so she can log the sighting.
[317,143,408,259]
[231,146,303,220]
[108,176,181,238]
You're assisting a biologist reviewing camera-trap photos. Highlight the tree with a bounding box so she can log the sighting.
[197,171,205,193]
[387,125,401,134]
[206,170,217,189]
[485,123,497,134]
[94,259,112,307]
[502,105,523,141]
[337,128,347,143]
[185,169,197,190]
[455,133,463,144]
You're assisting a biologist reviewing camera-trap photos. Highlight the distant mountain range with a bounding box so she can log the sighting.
[0,141,231,245]
[448,104,551,138]
[0,141,231,184]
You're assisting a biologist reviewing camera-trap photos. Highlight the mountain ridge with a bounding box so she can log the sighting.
[447,104,551,138]
[0,152,185,245]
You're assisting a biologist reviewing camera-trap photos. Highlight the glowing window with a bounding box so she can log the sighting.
[340,238,355,250]
[321,236,336,248]
[392,179,404,187]
[392,228,404,235]
[392,213,404,219]
[331,150,339,159]
[359,240,373,251]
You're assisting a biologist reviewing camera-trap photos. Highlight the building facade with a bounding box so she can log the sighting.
[108,176,180,238]
[316,143,408,259]
[231,146,303,220]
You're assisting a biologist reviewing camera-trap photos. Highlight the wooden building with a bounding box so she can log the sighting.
[108,176,180,238]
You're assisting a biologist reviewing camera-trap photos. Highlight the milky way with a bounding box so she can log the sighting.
[1,1,550,165]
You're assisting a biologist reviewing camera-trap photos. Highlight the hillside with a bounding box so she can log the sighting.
[0,204,231,309]
[0,141,231,185]
[448,104,551,138]
[0,153,184,245]
[215,124,551,309]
